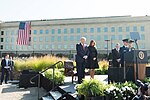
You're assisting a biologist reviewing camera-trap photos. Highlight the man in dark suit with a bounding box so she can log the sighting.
[76,37,89,84]
[112,43,121,67]
[120,39,129,67]
[0,54,10,85]
[9,56,14,81]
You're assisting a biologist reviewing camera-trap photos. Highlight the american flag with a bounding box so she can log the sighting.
[17,22,31,45]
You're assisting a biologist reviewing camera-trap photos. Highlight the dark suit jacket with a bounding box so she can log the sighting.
[1,59,10,69]
[75,43,89,63]
[112,48,120,61]
[112,48,121,66]
[119,46,129,64]
[9,60,14,70]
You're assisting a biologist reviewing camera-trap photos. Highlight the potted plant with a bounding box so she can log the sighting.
[77,79,106,100]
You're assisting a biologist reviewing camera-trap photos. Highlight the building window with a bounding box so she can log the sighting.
[11,37,14,42]
[45,44,49,49]
[34,30,37,34]
[112,43,115,49]
[40,30,43,34]
[77,28,80,33]
[52,29,55,34]
[11,46,14,50]
[1,38,4,42]
[126,34,130,39]
[97,45,100,49]
[104,44,107,49]
[46,30,49,34]
[11,30,14,35]
[6,31,9,36]
[6,38,9,42]
[45,37,49,42]
[57,36,61,42]
[83,28,87,33]
[51,44,55,49]
[141,26,145,32]
[0,45,3,50]
[104,35,108,40]
[28,45,32,50]
[51,36,55,42]
[39,37,44,42]
[1,31,4,35]
[97,35,101,41]
[70,44,74,49]
[118,35,122,40]
[64,44,67,49]
[126,27,130,32]
[33,37,37,42]
[58,29,61,34]
[141,34,145,40]
[97,27,101,33]
[58,44,61,49]
[33,44,37,49]
[64,28,67,34]
[90,28,94,33]
[90,35,94,40]
[133,26,137,32]
[118,27,122,32]
[40,45,43,50]
[70,36,74,41]
[70,28,74,33]
[104,27,108,32]
[64,36,67,41]
[140,43,145,49]
[111,27,115,32]
[5,45,9,50]
[111,35,115,40]
[77,36,80,41]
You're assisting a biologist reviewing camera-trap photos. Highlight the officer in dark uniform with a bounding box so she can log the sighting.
[120,39,129,67]
[128,39,135,52]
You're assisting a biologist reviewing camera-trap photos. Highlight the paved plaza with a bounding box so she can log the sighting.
[0,75,108,100]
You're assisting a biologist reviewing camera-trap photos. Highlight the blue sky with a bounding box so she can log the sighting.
[0,0,150,21]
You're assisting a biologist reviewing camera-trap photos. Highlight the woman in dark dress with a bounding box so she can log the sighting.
[87,40,99,79]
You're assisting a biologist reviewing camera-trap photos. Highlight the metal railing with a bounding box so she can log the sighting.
[30,61,63,100]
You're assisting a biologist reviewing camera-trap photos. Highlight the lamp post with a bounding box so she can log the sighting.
[105,39,110,57]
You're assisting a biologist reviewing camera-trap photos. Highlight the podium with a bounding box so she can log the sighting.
[124,50,148,81]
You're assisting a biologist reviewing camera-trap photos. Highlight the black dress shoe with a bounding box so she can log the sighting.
[5,82,8,84]
[0,83,2,85]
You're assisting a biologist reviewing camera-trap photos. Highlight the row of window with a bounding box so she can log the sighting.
[1,26,145,36]
[0,34,145,43]
[1,42,146,50]
[33,26,144,34]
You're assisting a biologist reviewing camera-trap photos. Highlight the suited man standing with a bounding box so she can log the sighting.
[120,39,129,67]
[0,54,10,85]
[112,43,121,67]
[9,56,14,81]
[76,37,89,84]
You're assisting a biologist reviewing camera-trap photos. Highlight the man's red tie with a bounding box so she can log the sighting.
[82,44,85,50]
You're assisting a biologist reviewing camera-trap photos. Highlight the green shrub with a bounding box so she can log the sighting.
[44,69,65,85]
[14,56,67,72]
[77,79,106,97]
